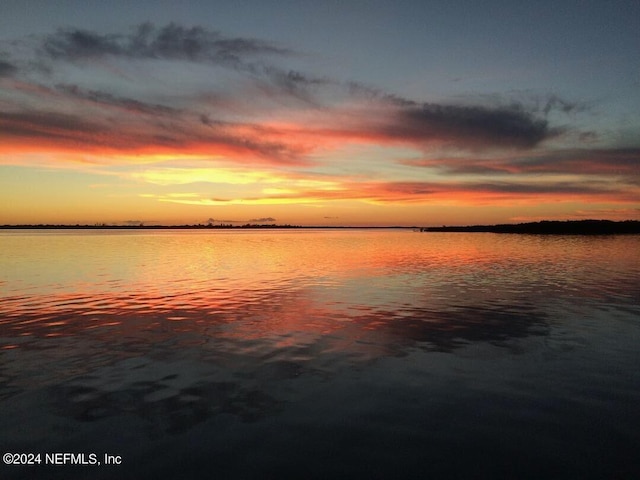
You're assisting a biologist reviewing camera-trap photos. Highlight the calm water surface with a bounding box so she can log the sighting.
[1,229,639,479]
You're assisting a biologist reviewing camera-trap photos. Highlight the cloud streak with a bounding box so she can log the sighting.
[402,148,640,178]
[55,83,180,116]
[0,80,311,165]
[0,110,105,144]
[144,174,639,207]
[42,23,291,64]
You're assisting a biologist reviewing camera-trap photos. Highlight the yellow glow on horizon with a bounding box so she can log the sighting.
[1,145,638,226]
[262,188,296,195]
[109,153,226,164]
[149,194,329,206]
[131,167,291,186]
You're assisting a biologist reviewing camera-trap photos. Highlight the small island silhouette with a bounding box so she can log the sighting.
[1,219,639,234]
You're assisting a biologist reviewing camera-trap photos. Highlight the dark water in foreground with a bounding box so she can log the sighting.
[1,229,639,479]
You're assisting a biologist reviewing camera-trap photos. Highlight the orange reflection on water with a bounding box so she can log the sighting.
[1,230,639,361]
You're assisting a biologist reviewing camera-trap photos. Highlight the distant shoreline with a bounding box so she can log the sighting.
[419,220,640,235]
[1,220,639,234]
[0,224,409,230]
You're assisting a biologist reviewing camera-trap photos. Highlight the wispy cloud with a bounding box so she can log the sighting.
[402,148,640,178]
[55,83,181,116]
[0,110,105,144]
[0,90,311,165]
[41,23,291,64]
[349,179,638,205]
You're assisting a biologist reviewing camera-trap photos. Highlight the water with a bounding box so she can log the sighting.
[1,229,639,479]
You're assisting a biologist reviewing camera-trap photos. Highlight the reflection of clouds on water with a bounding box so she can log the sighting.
[0,278,549,358]
[50,357,284,435]
[0,281,550,437]
[352,304,549,354]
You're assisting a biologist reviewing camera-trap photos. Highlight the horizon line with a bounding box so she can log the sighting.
[2,219,639,231]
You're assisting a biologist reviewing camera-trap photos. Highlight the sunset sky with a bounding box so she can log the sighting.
[1,0,639,226]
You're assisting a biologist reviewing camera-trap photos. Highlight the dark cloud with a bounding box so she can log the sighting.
[0,110,105,141]
[392,103,553,149]
[42,23,290,64]
[55,84,180,116]
[329,86,567,149]
[346,81,416,106]
[258,67,331,104]
[44,29,123,59]
[204,129,307,164]
[36,23,325,109]
[0,59,17,77]
[249,217,276,222]
[288,99,556,151]
[312,84,557,149]
[541,94,584,115]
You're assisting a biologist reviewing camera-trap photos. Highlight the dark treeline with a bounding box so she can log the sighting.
[421,220,640,235]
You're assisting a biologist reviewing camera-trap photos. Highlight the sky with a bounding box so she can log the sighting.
[1,0,639,226]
